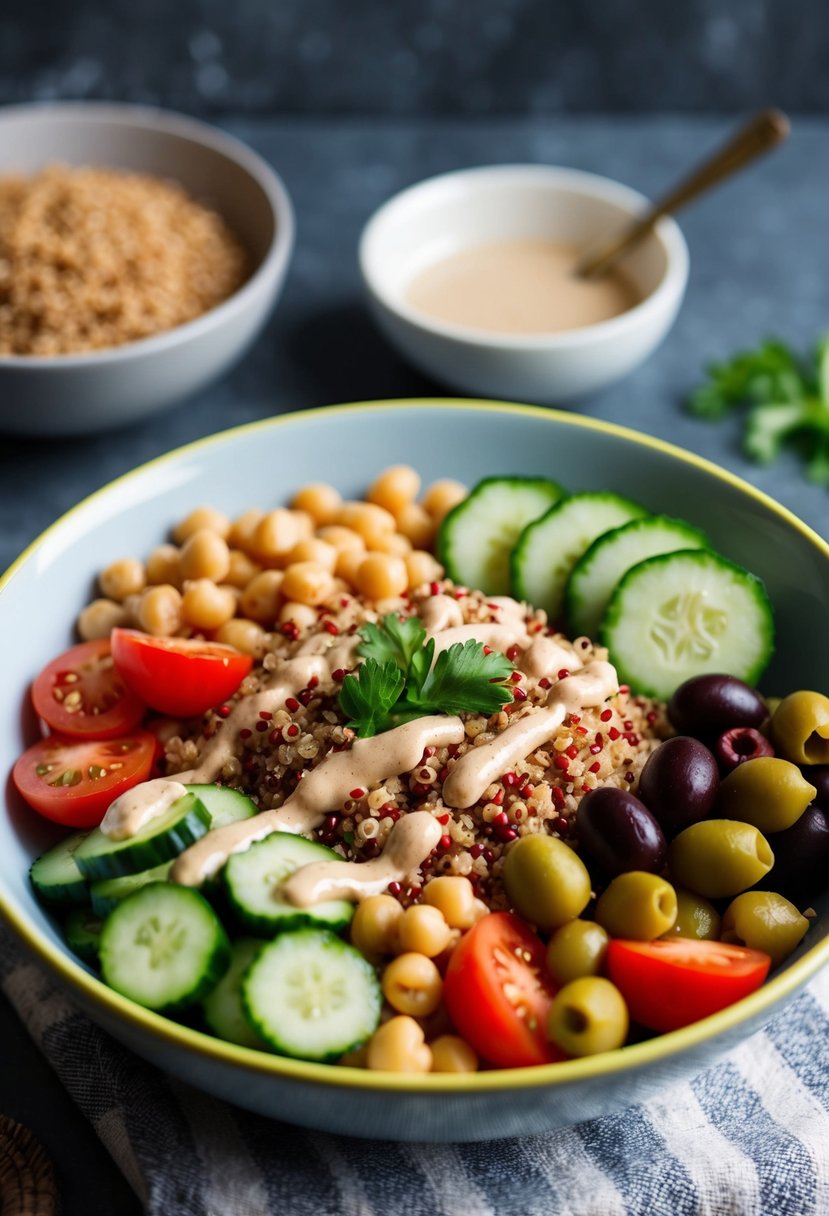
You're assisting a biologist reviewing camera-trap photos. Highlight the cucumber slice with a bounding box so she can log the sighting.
[512,492,648,622]
[202,938,269,1050]
[242,928,381,1062]
[30,831,89,907]
[64,907,103,965]
[184,783,258,828]
[601,549,775,699]
[437,476,565,595]
[90,861,173,918]
[75,791,211,881]
[224,833,354,936]
[99,882,230,1011]
[566,515,709,640]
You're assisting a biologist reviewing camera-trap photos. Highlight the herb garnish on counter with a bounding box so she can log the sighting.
[689,335,829,483]
[338,614,515,737]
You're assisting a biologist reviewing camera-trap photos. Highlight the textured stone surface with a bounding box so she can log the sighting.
[0,0,828,114]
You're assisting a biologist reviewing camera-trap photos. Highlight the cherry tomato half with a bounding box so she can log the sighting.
[606,939,772,1033]
[443,911,563,1068]
[110,628,253,718]
[31,639,146,740]
[12,731,157,828]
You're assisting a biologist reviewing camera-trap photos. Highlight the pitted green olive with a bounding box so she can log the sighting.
[668,820,773,899]
[546,919,609,985]
[546,976,629,1057]
[662,887,721,941]
[594,872,677,940]
[770,690,829,765]
[718,757,816,834]
[721,891,809,967]
[502,835,591,932]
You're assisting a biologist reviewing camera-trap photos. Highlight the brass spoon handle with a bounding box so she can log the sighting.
[576,108,790,280]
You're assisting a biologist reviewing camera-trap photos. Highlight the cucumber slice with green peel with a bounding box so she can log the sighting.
[184,784,258,829]
[437,475,565,595]
[64,907,103,965]
[224,833,354,936]
[90,861,173,918]
[566,515,710,640]
[75,792,211,881]
[30,831,89,907]
[100,882,230,1011]
[512,492,648,623]
[601,549,775,699]
[202,938,268,1050]
[242,928,381,1062]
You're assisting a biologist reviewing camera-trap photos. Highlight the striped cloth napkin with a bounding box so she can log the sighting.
[1,926,828,1216]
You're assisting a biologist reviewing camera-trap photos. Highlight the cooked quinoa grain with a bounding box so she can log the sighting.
[0,165,248,355]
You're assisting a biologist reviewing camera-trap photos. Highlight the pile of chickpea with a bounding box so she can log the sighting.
[350,874,489,1073]
[76,467,468,651]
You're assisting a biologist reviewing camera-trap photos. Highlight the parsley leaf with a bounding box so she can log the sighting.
[339,616,515,737]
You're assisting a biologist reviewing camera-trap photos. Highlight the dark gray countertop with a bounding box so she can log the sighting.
[1,114,828,1214]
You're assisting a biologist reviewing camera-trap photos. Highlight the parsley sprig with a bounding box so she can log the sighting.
[688,335,829,484]
[338,614,515,737]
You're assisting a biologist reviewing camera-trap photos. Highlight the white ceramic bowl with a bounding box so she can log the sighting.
[359,165,689,403]
[2,401,828,1142]
[0,102,294,436]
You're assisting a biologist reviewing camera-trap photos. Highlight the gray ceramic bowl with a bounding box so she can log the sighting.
[0,102,294,436]
[1,401,827,1141]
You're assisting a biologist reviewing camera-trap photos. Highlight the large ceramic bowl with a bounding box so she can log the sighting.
[0,102,294,436]
[1,401,827,1142]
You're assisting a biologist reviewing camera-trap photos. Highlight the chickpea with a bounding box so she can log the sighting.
[281,561,335,607]
[239,570,284,625]
[145,543,182,588]
[366,465,421,517]
[430,1035,478,1074]
[286,538,338,573]
[336,501,396,549]
[421,479,467,523]
[396,905,452,958]
[373,532,412,558]
[395,502,435,549]
[291,482,342,526]
[355,554,408,600]
[136,585,183,637]
[227,508,265,554]
[224,549,262,589]
[405,550,443,591]
[181,580,237,630]
[278,601,318,631]
[351,894,403,958]
[366,1016,433,1073]
[98,557,146,602]
[316,525,366,556]
[336,549,368,588]
[382,952,443,1017]
[214,618,267,656]
[172,505,230,543]
[253,509,304,564]
[179,529,231,583]
[77,598,127,641]
[422,876,479,930]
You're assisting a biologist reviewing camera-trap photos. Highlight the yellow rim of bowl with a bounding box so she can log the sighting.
[2,397,828,1095]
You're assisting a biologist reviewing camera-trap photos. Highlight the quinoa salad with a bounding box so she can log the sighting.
[15,464,827,1074]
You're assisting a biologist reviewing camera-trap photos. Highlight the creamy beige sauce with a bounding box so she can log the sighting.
[518,635,582,679]
[406,239,641,335]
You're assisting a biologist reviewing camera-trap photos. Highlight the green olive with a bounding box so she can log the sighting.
[661,887,721,941]
[718,756,816,833]
[502,835,591,932]
[721,891,809,967]
[547,976,629,1057]
[594,871,677,940]
[546,919,609,985]
[668,820,773,899]
[770,690,829,765]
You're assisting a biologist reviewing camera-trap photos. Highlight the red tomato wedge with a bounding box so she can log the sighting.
[606,939,772,1033]
[12,731,157,828]
[110,628,253,717]
[443,912,563,1068]
[31,639,146,739]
